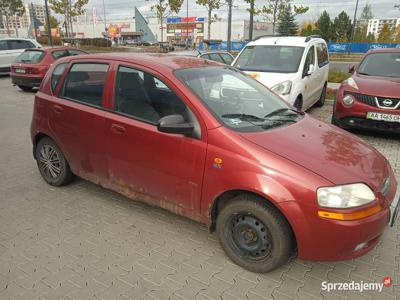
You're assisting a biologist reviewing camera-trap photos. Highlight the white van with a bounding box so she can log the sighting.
[0,38,42,75]
[232,35,329,110]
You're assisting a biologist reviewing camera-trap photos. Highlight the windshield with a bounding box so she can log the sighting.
[233,45,304,73]
[15,50,44,63]
[175,67,303,132]
[358,52,400,77]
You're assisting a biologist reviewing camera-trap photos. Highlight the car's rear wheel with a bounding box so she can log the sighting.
[216,194,294,273]
[293,97,302,110]
[18,85,32,91]
[35,137,73,186]
[315,84,326,107]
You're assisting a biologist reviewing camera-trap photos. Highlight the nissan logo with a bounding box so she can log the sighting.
[382,99,393,106]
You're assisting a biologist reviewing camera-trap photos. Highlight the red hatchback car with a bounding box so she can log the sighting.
[11,47,87,91]
[31,53,400,272]
[332,48,400,133]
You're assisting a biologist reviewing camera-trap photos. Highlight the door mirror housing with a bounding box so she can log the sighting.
[157,114,194,135]
[307,64,315,75]
[349,64,355,74]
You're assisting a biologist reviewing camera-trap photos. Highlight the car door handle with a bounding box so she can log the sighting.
[53,105,63,114]
[111,124,126,134]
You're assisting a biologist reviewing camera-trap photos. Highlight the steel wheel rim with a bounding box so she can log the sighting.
[229,214,272,261]
[38,144,61,179]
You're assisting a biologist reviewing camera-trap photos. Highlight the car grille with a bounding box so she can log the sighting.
[346,92,400,110]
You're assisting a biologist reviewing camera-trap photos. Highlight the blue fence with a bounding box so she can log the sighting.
[199,41,400,53]
[328,43,400,53]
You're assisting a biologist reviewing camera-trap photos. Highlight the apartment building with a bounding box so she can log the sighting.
[367,17,400,37]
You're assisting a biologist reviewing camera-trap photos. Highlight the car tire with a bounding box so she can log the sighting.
[216,194,294,273]
[18,85,33,91]
[293,97,302,110]
[315,84,326,107]
[35,137,73,186]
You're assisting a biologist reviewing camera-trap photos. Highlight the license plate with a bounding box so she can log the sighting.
[366,112,400,123]
[15,68,26,74]
[390,187,400,227]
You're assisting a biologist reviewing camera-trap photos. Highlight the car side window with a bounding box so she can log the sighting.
[200,54,211,60]
[303,46,315,77]
[61,63,108,107]
[0,40,8,50]
[208,53,224,63]
[220,53,233,64]
[52,50,69,60]
[51,63,68,92]
[8,40,33,50]
[114,66,191,125]
[67,50,87,56]
[316,44,329,68]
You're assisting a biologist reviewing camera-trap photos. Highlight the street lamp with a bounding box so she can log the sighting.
[44,0,53,46]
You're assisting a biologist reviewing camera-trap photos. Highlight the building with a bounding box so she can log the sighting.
[0,4,45,30]
[367,18,400,38]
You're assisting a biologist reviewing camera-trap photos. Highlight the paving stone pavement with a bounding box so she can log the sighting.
[0,77,399,300]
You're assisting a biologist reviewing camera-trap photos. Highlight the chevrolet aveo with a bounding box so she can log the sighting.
[31,53,400,273]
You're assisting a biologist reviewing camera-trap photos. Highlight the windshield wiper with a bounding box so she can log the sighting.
[264,108,300,118]
[221,113,266,122]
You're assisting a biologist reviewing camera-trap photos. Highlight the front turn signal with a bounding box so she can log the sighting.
[318,204,382,221]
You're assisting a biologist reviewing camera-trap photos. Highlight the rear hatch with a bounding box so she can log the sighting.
[11,49,46,75]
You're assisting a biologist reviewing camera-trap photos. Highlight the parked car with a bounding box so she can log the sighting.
[170,50,234,65]
[159,42,175,53]
[232,35,329,110]
[11,47,88,91]
[332,48,400,133]
[31,53,399,273]
[0,38,42,75]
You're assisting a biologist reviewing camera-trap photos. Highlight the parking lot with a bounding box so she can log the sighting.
[0,76,399,300]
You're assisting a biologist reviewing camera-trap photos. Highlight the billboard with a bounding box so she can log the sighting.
[166,17,204,37]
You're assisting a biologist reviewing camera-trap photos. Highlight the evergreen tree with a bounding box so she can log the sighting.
[276,4,298,36]
[315,11,332,42]
[332,11,352,42]
[366,32,375,43]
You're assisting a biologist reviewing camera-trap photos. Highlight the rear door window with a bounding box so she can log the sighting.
[303,46,315,76]
[61,63,109,107]
[316,43,329,68]
[208,53,225,63]
[8,40,35,50]
[15,50,44,63]
[220,53,233,64]
[51,63,68,92]
[52,50,69,60]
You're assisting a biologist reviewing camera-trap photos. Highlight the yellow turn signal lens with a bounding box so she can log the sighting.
[318,204,382,221]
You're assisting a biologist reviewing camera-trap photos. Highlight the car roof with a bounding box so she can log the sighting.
[59,52,222,70]
[247,36,325,47]
[169,50,233,57]
[367,47,400,54]
[0,37,36,41]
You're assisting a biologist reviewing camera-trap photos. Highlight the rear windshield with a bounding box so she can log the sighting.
[358,52,400,77]
[15,50,45,63]
[233,45,304,73]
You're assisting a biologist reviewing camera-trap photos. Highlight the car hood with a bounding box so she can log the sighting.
[352,73,400,97]
[242,71,296,88]
[240,115,388,190]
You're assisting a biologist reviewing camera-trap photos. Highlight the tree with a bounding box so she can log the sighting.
[353,3,373,42]
[0,0,25,36]
[251,0,308,34]
[366,32,375,43]
[332,11,352,42]
[49,0,88,38]
[196,0,221,42]
[276,4,298,36]
[395,26,400,43]
[360,3,373,20]
[377,23,393,43]
[44,15,59,35]
[395,1,400,10]
[299,21,317,36]
[315,11,333,42]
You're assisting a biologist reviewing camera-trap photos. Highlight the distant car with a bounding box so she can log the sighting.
[232,35,329,110]
[332,48,400,133]
[159,42,175,52]
[0,38,42,75]
[170,50,234,65]
[11,47,88,91]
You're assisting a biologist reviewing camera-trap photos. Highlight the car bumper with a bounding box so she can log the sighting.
[278,183,399,261]
[11,75,43,88]
[0,66,10,75]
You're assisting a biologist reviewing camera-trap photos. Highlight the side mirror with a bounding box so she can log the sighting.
[307,64,315,75]
[349,64,355,74]
[157,114,194,135]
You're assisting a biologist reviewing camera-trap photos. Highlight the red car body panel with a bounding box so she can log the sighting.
[11,47,87,88]
[333,48,400,131]
[31,53,398,261]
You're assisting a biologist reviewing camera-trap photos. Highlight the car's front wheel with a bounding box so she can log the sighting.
[216,194,294,273]
[18,85,33,91]
[35,137,73,186]
[315,84,326,107]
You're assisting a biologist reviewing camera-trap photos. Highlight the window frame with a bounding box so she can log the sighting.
[111,63,202,135]
[59,62,110,109]
[0,40,9,51]
[8,39,34,50]
[316,43,329,68]
[50,62,68,93]
[302,45,316,78]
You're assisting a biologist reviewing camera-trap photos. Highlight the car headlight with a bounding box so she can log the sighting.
[271,80,292,95]
[342,94,354,106]
[317,183,375,208]
[346,77,358,90]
